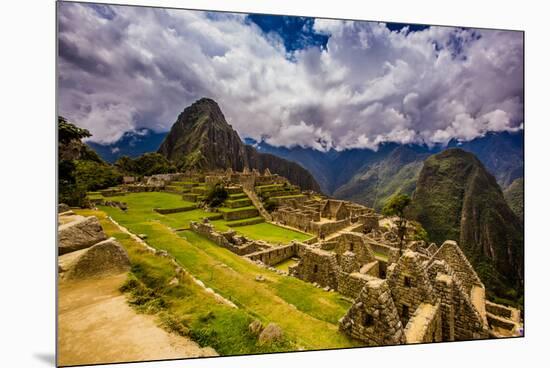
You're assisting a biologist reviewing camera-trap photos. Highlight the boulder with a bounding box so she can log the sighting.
[258,323,284,345]
[58,203,70,213]
[58,216,107,255]
[60,237,131,280]
[248,319,263,336]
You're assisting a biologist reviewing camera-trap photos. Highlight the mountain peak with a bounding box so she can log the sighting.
[157,98,320,191]
[409,147,523,297]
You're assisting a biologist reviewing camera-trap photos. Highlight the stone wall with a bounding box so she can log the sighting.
[190,221,269,256]
[337,271,371,299]
[430,240,483,293]
[290,245,339,289]
[245,243,297,266]
[310,218,350,237]
[387,251,436,326]
[332,232,375,267]
[339,278,405,346]
[404,302,442,344]
[222,207,259,221]
[153,205,197,214]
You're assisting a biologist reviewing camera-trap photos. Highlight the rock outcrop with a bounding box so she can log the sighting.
[60,238,130,280]
[58,213,131,280]
[157,98,320,192]
[58,216,107,255]
[408,148,523,297]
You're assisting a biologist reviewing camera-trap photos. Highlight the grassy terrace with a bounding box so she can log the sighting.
[217,205,257,213]
[211,220,310,244]
[87,191,359,352]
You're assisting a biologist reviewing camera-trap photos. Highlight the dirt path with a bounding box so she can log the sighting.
[58,273,216,367]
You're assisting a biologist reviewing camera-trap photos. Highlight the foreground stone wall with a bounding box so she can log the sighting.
[387,251,436,325]
[339,278,405,346]
[430,240,483,293]
[290,245,339,289]
[404,302,442,344]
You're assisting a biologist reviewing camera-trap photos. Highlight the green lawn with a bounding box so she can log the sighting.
[74,209,294,355]
[211,220,311,244]
[273,258,298,272]
[91,192,360,351]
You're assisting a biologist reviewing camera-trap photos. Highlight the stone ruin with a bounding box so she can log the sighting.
[58,207,130,280]
[190,220,272,256]
[95,168,523,345]
[272,198,379,238]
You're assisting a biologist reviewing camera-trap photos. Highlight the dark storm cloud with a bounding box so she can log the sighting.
[57,3,523,150]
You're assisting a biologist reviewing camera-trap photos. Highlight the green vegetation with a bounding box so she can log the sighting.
[408,149,524,303]
[217,205,257,213]
[115,153,176,177]
[74,208,296,354]
[204,184,228,208]
[382,193,411,254]
[58,116,122,207]
[273,258,297,273]
[504,178,524,223]
[211,220,311,244]
[82,192,358,351]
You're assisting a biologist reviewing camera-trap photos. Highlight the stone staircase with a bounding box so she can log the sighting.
[243,187,272,222]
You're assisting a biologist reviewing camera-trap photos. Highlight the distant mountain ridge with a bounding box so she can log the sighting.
[89,111,523,211]
[157,98,320,191]
[88,129,167,163]
[250,130,523,209]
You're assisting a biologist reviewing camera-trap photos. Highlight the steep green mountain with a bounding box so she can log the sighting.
[504,178,524,223]
[448,131,523,187]
[333,146,428,210]
[158,98,320,191]
[408,148,523,300]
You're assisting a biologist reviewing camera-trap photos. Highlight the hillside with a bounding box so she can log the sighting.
[408,148,523,299]
[250,131,523,197]
[333,146,429,210]
[158,98,320,192]
[504,178,524,223]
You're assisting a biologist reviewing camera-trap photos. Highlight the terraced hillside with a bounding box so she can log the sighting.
[83,191,360,353]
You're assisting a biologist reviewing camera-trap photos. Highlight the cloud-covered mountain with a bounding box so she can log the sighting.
[157,98,320,191]
[250,130,523,208]
[57,2,523,150]
[87,129,167,163]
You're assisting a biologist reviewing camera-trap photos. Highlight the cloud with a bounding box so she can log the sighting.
[57,3,523,150]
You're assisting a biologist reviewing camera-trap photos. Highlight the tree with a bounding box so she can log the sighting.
[58,116,91,144]
[382,193,412,255]
[204,184,228,208]
[115,153,176,176]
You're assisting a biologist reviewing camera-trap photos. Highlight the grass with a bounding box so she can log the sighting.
[273,258,298,272]
[91,192,360,351]
[211,220,311,244]
[217,205,257,213]
[270,194,306,200]
[74,208,288,355]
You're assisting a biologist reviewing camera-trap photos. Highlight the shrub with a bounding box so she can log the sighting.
[115,153,176,176]
[204,184,228,208]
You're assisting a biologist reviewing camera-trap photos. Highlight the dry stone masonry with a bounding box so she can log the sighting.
[86,168,523,346]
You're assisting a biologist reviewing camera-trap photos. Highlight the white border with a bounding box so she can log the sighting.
[1,0,547,367]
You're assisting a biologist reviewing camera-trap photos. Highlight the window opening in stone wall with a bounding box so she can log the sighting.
[363,313,374,327]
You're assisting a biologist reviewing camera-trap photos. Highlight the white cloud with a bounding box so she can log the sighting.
[58,3,523,150]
